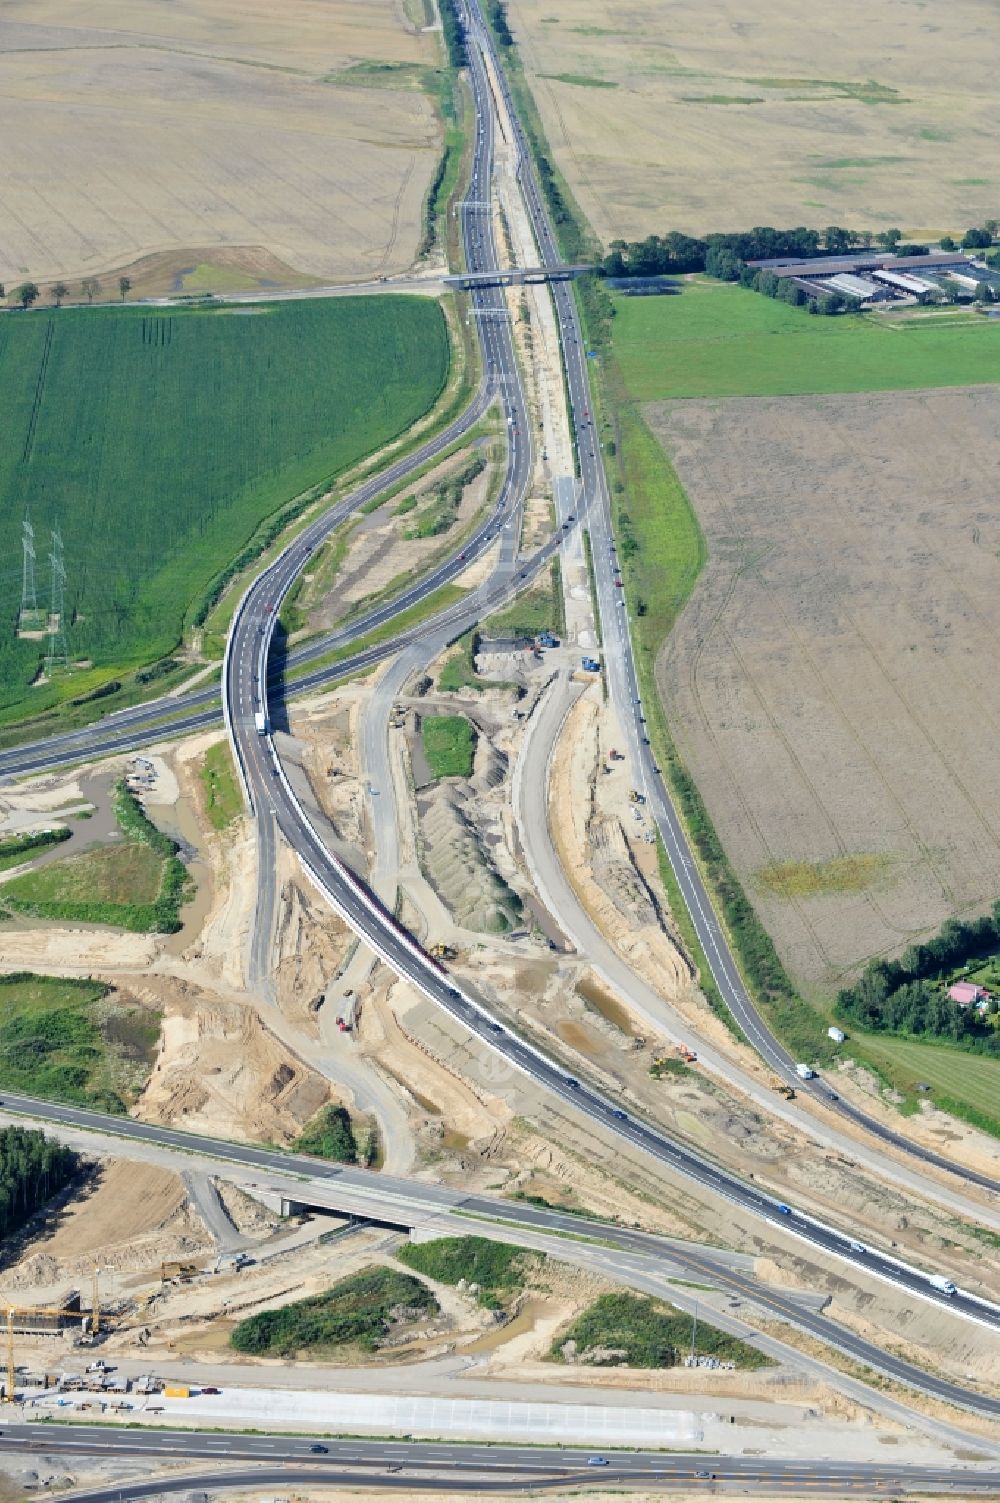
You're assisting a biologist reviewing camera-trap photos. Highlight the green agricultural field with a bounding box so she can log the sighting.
[0,972,160,1113]
[853,1034,1000,1136]
[0,298,449,724]
[422,714,476,778]
[613,281,1000,400]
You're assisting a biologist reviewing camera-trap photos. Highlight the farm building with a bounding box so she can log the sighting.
[948,980,988,1006]
[750,251,984,304]
[824,273,892,303]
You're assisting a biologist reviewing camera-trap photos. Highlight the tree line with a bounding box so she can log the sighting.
[4,277,131,310]
[0,1125,79,1243]
[836,902,1000,1054]
[600,221,998,280]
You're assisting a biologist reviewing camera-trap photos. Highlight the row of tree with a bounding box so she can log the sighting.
[836,903,1000,1053]
[941,221,998,251]
[0,1125,79,1243]
[706,251,850,314]
[601,222,998,279]
[4,276,131,309]
[438,0,466,69]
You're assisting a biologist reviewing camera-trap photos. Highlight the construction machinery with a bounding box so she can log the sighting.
[676,1044,697,1064]
[774,1083,796,1100]
[429,942,457,959]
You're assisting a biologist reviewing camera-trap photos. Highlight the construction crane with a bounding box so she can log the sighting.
[91,1262,100,1338]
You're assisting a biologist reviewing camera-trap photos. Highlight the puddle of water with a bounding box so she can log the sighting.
[170,1317,236,1355]
[576,975,637,1035]
[461,1296,549,1354]
[555,1018,603,1057]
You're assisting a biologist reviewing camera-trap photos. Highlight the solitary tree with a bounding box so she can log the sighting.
[0,283,5,300]
[876,228,902,250]
[824,225,852,255]
[81,276,101,304]
[51,282,68,307]
[939,235,956,251]
[14,282,39,309]
[118,275,131,302]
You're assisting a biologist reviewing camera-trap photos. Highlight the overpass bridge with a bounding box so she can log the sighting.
[444,263,592,289]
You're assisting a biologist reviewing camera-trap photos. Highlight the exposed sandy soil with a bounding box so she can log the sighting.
[1,1159,210,1295]
[503,0,998,240]
[0,0,441,288]
[134,975,333,1145]
[651,387,1000,992]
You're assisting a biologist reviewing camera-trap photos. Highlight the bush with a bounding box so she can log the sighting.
[295,1105,358,1163]
[230,1267,437,1356]
[550,1292,770,1369]
[397,1235,541,1309]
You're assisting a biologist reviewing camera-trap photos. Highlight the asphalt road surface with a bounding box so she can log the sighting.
[3,1426,997,1497]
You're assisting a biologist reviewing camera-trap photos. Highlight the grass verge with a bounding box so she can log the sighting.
[199,742,243,831]
[0,826,71,873]
[230,1266,437,1357]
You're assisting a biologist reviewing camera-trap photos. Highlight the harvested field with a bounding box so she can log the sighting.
[651,386,1000,994]
[0,0,442,289]
[503,0,998,240]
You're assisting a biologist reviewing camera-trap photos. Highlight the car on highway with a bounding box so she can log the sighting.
[565,1076,580,1088]
[310,1444,329,1454]
[776,1203,792,1215]
[612,1109,627,1120]
[694,1471,714,1480]
[587,1456,609,1467]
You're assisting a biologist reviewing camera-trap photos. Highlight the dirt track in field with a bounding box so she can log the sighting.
[0,0,440,288]
[503,0,998,240]
[649,386,1000,994]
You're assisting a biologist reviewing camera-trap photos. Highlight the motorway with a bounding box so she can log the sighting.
[0,1085,997,1420]
[5,1428,998,1498]
[217,0,1000,1355]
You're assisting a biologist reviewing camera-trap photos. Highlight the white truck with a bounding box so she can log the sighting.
[794,1063,817,1080]
[254,710,268,735]
[929,1274,957,1296]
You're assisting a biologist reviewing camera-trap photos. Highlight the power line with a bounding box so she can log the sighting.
[17,512,45,635]
[45,525,68,673]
